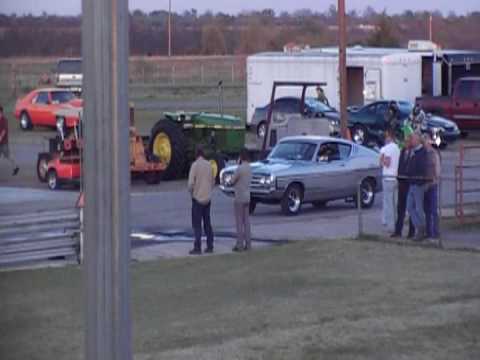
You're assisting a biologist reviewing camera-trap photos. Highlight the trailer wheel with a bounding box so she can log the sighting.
[209,153,226,184]
[256,121,267,138]
[37,153,52,183]
[47,170,60,190]
[143,171,163,185]
[149,119,186,180]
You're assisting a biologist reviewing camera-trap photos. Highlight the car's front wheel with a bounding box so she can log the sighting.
[281,184,303,216]
[355,178,375,209]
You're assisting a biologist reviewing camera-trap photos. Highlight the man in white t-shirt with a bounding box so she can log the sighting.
[380,129,400,233]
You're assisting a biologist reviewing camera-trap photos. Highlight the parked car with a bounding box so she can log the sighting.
[416,77,480,131]
[347,100,460,148]
[14,88,83,130]
[250,97,339,138]
[55,58,83,94]
[220,136,381,216]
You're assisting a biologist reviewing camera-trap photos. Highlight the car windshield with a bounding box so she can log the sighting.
[305,97,335,112]
[57,60,82,74]
[269,141,317,161]
[51,91,76,103]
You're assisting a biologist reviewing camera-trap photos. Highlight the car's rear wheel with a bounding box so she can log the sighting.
[20,111,32,131]
[355,178,375,209]
[351,124,368,146]
[281,184,303,216]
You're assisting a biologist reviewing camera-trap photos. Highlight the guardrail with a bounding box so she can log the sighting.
[0,209,80,268]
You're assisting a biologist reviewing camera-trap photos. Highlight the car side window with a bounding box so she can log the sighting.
[35,92,49,104]
[337,143,352,160]
[364,104,376,116]
[376,103,388,117]
[317,143,340,162]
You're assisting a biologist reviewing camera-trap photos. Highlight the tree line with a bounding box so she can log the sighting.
[0,7,479,57]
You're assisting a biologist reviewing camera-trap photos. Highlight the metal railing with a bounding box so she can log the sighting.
[0,209,80,268]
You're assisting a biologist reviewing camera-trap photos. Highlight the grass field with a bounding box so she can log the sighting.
[1,239,479,360]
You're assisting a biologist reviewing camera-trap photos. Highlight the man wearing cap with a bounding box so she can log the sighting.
[423,133,441,240]
[406,132,428,241]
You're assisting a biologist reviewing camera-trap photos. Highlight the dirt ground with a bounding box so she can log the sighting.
[1,239,479,360]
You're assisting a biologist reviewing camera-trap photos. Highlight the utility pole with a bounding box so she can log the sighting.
[168,0,172,57]
[82,0,132,359]
[429,14,433,42]
[338,0,348,139]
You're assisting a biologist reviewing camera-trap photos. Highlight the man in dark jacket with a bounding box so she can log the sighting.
[0,106,19,176]
[391,129,415,238]
[406,132,428,241]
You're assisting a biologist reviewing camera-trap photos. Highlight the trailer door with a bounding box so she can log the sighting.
[364,69,382,103]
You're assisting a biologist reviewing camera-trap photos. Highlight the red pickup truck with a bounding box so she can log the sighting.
[416,77,480,131]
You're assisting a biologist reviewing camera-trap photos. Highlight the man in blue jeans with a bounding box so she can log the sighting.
[423,134,441,239]
[406,132,428,241]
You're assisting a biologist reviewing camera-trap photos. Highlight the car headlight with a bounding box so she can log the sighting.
[259,174,275,186]
[221,171,233,186]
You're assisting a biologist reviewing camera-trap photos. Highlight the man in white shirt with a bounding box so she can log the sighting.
[380,129,400,233]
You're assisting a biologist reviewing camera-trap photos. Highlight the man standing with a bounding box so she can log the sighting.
[406,132,428,241]
[0,106,19,176]
[187,147,215,255]
[392,126,415,238]
[230,149,252,252]
[380,129,400,234]
[423,133,441,240]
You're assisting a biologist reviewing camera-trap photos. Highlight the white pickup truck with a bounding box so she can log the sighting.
[55,58,82,95]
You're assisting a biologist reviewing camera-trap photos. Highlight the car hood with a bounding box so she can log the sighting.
[223,159,301,176]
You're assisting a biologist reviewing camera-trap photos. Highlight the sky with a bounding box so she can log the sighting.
[1,0,479,16]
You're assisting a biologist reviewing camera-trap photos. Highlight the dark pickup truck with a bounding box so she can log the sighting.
[416,77,480,131]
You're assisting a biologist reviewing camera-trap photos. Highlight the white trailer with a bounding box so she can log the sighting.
[246,42,479,125]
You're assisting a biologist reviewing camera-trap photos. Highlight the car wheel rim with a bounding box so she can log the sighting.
[39,160,48,179]
[153,133,172,165]
[361,182,374,205]
[21,115,28,128]
[48,174,57,189]
[288,190,301,213]
[258,124,266,138]
[353,128,365,144]
[209,160,218,179]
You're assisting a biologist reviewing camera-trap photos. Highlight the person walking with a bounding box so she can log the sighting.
[406,132,428,241]
[379,129,400,234]
[423,133,441,240]
[187,147,215,255]
[316,86,330,106]
[230,149,252,252]
[0,105,19,176]
[391,126,415,238]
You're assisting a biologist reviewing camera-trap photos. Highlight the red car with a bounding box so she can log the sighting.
[14,88,83,130]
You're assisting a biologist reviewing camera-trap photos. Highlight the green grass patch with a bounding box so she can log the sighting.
[1,240,480,359]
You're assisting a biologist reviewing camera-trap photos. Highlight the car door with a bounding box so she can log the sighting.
[29,91,51,125]
[309,142,352,199]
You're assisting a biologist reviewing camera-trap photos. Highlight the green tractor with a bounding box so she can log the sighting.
[149,111,246,181]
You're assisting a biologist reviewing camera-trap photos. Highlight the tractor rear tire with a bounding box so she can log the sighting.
[37,153,52,183]
[149,119,186,180]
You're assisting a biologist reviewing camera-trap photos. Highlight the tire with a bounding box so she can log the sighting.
[351,124,368,146]
[149,119,186,180]
[37,153,52,183]
[256,121,267,138]
[143,171,163,185]
[249,200,257,215]
[20,111,32,131]
[355,178,375,209]
[281,183,303,216]
[312,200,327,209]
[209,153,226,184]
[47,170,60,190]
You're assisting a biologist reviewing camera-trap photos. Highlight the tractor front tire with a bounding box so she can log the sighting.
[149,119,186,180]
[144,171,163,185]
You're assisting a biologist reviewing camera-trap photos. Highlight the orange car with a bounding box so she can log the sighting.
[14,88,83,130]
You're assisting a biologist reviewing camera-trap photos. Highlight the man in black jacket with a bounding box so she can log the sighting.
[391,135,415,238]
[406,132,428,241]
